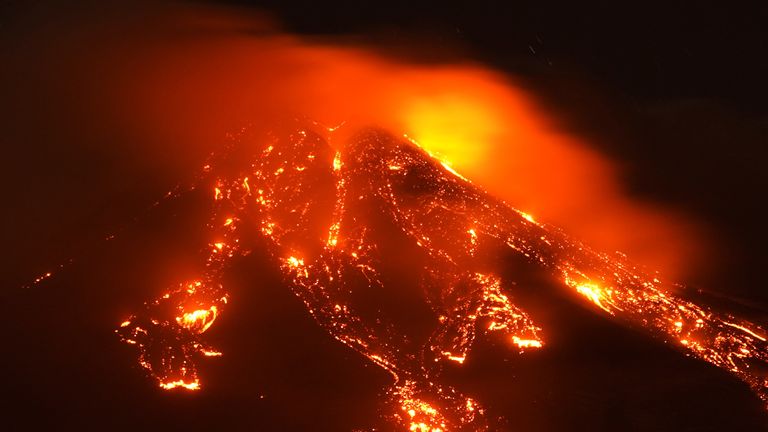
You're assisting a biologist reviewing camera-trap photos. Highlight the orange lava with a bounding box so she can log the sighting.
[115,123,768,431]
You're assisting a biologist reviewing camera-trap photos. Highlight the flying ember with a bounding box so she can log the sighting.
[114,121,768,431]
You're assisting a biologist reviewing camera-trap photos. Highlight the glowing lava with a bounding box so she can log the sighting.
[115,121,768,430]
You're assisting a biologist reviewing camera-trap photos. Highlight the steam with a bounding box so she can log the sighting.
[18,1,703,280]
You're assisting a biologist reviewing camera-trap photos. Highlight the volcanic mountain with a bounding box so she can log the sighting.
[6,121,768,431]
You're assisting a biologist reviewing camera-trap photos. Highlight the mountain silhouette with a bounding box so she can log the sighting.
[6,120,768,431]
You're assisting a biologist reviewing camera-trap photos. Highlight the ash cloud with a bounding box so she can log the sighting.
[1,0,706,282]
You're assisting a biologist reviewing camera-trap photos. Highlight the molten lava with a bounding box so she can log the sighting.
[114,121,768,431]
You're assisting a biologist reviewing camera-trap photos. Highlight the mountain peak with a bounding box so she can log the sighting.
[116,121,768,430]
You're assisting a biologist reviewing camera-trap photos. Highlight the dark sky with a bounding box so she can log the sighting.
[1,1,768,430]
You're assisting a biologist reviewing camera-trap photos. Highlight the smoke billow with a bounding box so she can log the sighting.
[4,1,705,281]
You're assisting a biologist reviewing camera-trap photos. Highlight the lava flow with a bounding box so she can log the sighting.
[115,121,768,431]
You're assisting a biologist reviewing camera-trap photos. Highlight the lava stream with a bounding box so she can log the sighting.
[116,122,768,431]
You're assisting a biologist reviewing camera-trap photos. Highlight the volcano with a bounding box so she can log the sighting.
[6,120,768,431]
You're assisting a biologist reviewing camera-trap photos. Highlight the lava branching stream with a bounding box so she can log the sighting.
[108,121,768,431]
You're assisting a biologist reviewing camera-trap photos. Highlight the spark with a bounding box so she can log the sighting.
[27,271,55,287]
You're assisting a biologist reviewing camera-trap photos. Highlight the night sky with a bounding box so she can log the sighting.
[1,1,768,430]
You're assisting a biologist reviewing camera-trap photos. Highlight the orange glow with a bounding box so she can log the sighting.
[518,211,536,224]
[33,272,52,284]
[439,161,468,182]
[443,353,467,364]
[573,281,614,313]
[512,336,543,349]
[287,256,303,267]
[176,306,218,334]
[91,4,768,429]
[327,222,340,248]
[91,3,705,281]
[397,381,449,432]
[115,122,768,428]
[723,322,767,342]
[159,380,200,391]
